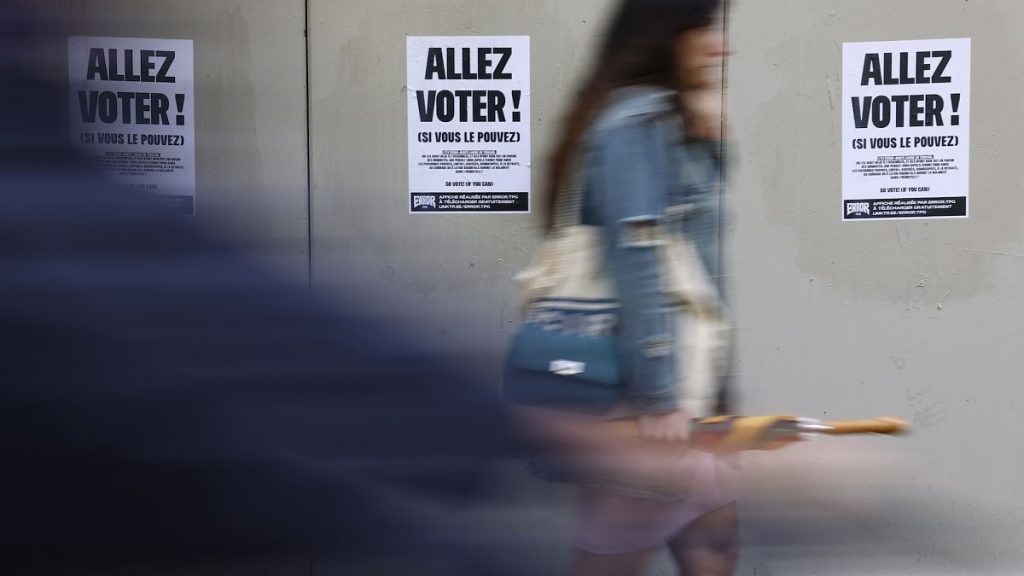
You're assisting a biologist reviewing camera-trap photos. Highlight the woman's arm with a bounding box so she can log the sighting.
[592,115,683,419]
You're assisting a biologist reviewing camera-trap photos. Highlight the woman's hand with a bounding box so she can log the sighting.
[637,408,692,443]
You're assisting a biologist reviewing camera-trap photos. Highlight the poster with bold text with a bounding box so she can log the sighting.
[69,36,196,215]
[842,38,970,220]
[407,36,530,213]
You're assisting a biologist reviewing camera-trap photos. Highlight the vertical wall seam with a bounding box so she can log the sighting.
[304,0,314,291]
[720,0,731,296]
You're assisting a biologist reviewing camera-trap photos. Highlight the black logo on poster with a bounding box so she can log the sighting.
[413,194,437,210]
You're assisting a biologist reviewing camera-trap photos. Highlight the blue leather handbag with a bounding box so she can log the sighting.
[502,297,625,415]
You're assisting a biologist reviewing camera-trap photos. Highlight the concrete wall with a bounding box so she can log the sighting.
[308,0,617,374]
[37,0,310,278]
[727,0,1024,573]
[33,0,1024,573]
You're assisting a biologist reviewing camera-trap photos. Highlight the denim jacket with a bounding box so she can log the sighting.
[580,86,728,416]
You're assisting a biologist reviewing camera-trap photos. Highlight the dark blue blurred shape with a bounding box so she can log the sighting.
[0,6,521,572]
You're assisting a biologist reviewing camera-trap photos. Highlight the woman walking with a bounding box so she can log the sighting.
[541,1,738,574]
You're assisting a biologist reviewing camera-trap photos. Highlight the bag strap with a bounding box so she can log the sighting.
[552,156,585,230]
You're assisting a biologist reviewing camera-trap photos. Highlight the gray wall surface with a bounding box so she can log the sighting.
[30,0,1024,574]
[728,0,1024,573]
[308,0,617,370]
[34,0,310,278]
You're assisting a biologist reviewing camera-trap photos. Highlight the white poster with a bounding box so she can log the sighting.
[68,37,196,215]
[842,38,970,220]
[407,36,530,213]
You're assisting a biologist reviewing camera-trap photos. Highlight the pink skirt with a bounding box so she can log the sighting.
[574,451,739,555]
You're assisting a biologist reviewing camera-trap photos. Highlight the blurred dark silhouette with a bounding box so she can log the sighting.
[1,5,521,573]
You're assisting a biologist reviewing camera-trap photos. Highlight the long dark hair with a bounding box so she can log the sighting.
[544,0,722,229]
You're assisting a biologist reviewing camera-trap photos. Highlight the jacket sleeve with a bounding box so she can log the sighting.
[589,116,680,415]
